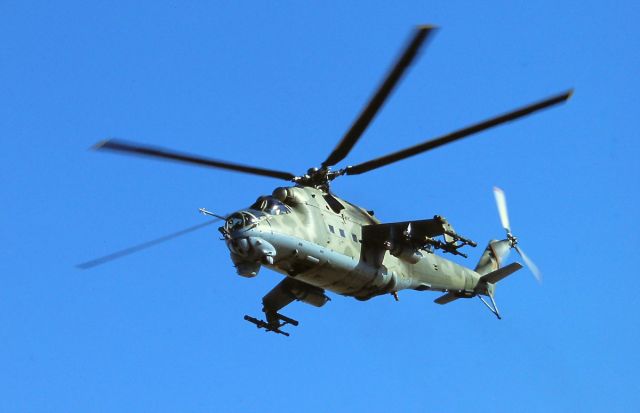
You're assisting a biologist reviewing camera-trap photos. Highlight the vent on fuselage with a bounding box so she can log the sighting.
[323,194,345,214]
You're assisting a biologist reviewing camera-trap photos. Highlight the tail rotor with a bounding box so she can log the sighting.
[493,187,542,283]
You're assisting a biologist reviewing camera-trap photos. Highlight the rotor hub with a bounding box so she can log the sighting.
[292,167,344,190]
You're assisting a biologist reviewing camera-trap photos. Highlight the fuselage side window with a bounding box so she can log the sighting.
[328,225,335,234]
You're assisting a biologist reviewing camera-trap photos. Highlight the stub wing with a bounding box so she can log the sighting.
[363,218,447,245]
[361,218,446,267]
[361,216,471,266]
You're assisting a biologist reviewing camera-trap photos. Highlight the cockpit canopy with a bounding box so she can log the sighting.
[224,196,291,232]
[249,196,291,215]
[225,212,257,232]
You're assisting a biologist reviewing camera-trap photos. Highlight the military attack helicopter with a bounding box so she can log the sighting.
[82,25,571,336]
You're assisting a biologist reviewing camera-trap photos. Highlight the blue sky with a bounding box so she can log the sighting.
[1,1,639,412]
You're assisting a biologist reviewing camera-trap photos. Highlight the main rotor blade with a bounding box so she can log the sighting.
[493,186,511,233]
[322,25,436,168]
[345,89,573,175]
[94,139,296,181]
[77,219,220,269]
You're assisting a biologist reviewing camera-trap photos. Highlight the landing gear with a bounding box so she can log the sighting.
[478,293,501,320]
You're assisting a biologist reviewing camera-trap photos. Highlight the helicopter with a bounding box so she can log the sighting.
[83,25,571,336]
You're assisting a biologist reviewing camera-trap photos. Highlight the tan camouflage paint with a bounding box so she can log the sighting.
[249,185,487,299]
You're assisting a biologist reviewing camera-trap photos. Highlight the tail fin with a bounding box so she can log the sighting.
[475,239,512,275]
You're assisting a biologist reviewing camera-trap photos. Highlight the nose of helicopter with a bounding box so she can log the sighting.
[226,235,275,262]
[223,211,277,276]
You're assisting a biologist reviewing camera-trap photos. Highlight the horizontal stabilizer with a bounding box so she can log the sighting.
[434,292,460,305]
[480,262,523,284]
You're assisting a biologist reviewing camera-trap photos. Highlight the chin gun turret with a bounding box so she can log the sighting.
[227,236,277,277]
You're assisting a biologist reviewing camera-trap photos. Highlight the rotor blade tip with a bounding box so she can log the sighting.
[565,89,575,100]
[417,24,438,31]
[75,261,95,270]
[92,140,109,150]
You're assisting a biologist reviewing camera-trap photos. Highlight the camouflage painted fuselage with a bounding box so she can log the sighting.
[225,185,484,301]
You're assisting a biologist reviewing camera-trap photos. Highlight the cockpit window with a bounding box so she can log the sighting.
[225,212,257,231]
[249,196,291,215]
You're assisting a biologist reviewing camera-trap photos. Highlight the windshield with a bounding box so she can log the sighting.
[225,212,257,232]
[249,196,291,215]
